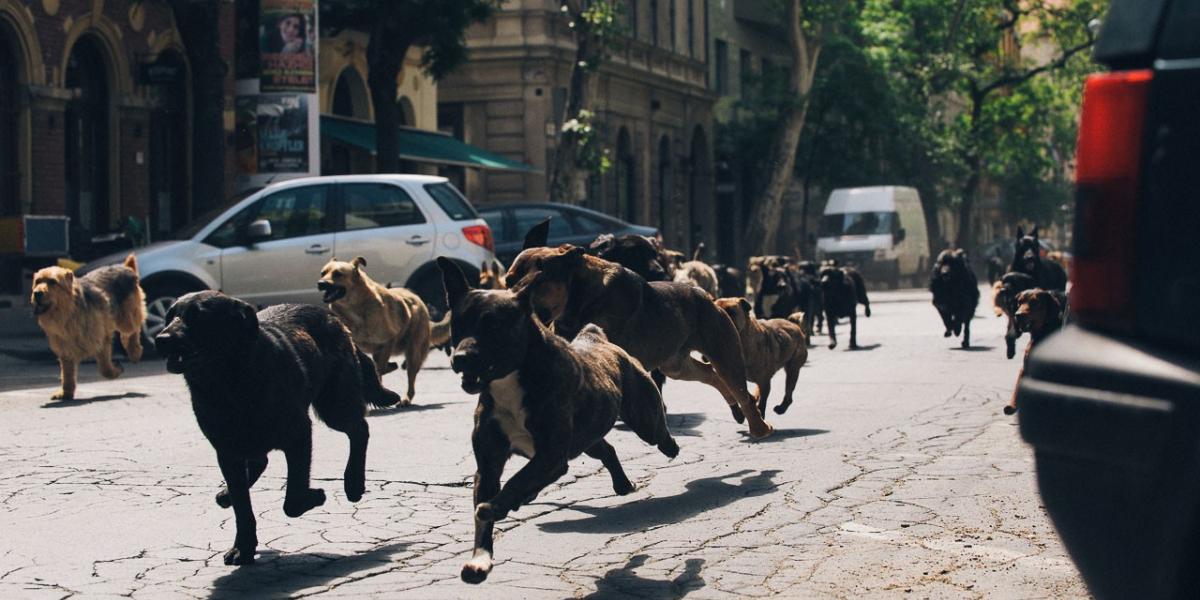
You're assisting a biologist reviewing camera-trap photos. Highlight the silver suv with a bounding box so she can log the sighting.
[80,175,494,339]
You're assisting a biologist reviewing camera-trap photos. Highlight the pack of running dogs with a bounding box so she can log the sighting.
[27,219,1064,583]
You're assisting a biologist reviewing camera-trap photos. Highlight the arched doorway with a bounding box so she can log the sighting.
[324,67,370,175]
[688,126,714,256]
[0,20,20,217]
[148,50,188,238]
[65,35,112,251]
[657,135,672,242]
[615,128,635,223]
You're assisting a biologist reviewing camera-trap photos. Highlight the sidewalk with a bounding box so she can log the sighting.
[0,294,55,365]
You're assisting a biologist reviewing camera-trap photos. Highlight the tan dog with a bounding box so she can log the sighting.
[31,254,146,400]
[318,257,449,406]
[673,261,720,297]
[715,298,809,417]
[479,260,507,290]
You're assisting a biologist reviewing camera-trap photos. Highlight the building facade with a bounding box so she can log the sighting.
[0,0,237,290]
[439,0,717,254]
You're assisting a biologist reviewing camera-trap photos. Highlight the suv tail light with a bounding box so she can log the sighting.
[1071,69,1152,331]
[462,224,494,252]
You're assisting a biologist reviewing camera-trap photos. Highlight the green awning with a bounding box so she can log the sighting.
[320,114,537,172]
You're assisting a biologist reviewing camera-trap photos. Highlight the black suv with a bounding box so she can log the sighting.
[1017,1,1200,598]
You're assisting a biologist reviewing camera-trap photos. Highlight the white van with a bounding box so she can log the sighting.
[815,186,929,288]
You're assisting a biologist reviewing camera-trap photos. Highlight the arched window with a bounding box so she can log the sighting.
[0,22,20,216]
[65,36,112,239]
[615,128,635,223]
[657,135,671,236]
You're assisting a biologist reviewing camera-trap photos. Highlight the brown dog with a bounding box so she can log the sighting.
[507,236,774,439]
[479,260,507,290]
[1006,288,1065,415]
[318,257,449,406]
[715,298,809,416]
[31,254,145,400]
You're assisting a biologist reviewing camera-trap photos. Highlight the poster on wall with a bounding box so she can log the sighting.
[236,95,310,174]
[259,0,316,92]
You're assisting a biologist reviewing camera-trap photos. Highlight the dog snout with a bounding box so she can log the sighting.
[317,280,332,291]
[32,290,44,302]
[154,332,179,354]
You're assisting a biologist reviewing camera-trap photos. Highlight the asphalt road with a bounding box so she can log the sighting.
[0,288,1087,599]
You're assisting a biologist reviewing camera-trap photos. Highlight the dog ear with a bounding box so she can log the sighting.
[588,233,614,254]
[739,297,752,313]
[236,300,259,339]
[1031,225,1039,240]
[437,257,470,310]
[1016,226,1024,239]
[352,256,367,269]
[523,218,551,250]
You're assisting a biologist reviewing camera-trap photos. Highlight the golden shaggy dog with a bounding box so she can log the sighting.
[31,254,146,400]
[318,257,450,406]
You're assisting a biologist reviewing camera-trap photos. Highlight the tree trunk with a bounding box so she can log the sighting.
[548,24,594,205]
[742,0,820,256]
[954,93,986,252]
[168,0,226,214]
[367,27,411,174]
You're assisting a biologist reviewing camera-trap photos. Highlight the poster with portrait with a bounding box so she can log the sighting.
[237,95,310,174]
[259,0,316,92]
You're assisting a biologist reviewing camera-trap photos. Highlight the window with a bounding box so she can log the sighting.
[819,212,899,237]
[513,207,572,241]
[686,0,694,58]
[205,185,330,247]
[342,183,424,230]
[739,48,753,90]
[650,0,659,46]
[628,0,638,39]
[714,39,729,95]
[669,0,676,51]
[571,212,612,235]
[424,182,479,221]
[479,209,507,242]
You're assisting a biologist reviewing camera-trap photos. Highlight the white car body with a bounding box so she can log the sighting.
[81,175,494,338]
[815,186,929,286]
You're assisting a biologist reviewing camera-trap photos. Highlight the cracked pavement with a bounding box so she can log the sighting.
[0,288,1087,598]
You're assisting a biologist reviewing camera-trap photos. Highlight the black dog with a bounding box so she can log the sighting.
[754,265,821,343]
[710,264,744,299]
[1010,226,1067,291]
[154,291,401,566]
[819,265,871,349]
[929,249,980,348]
[588,232,674,282]
[439,258,678,584]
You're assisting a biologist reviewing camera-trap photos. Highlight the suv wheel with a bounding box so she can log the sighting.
[142,282,201,347]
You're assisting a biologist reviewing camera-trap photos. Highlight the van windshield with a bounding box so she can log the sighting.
[819,212,898,237]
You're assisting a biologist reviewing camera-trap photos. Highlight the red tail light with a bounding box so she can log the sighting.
[1071,69,1152,330]
[462,224,494,252]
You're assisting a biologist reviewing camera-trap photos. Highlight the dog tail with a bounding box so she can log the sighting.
[692,242,705,262]
[123,253,139,276]
[359,349,403,408]
[429,311,452,349]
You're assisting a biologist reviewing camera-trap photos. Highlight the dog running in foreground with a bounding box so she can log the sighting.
[929,249,980,349]
[318,257,450,406]
[715,298,809,417]
[31,254,145,401]
[155,291,402,565]
[439,258,678,584]
[1005,288,1065,415]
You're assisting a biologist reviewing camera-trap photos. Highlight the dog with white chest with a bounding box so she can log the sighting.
[438,257,679,584]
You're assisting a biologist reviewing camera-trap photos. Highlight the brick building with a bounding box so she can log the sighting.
[0,0,236,291]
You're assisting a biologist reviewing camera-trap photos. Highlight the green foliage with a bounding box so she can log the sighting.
[562,0,626,73]
[563,109,613,174]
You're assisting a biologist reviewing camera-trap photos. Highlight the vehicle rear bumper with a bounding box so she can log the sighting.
[1017,325,1200,599]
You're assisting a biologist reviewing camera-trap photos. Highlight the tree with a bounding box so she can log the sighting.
[861,0,1105,251]
[165,0,227,213]
[547,1,623,204]
[321,0,499,174]
[741,0,842,256]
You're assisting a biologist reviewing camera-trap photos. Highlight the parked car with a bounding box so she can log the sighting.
[79,175,494,340]
[477,202,658,267]
[1016,1,1200,598]
[814,186,929,288]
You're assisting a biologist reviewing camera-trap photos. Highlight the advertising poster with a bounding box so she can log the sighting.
[259,0,316,92]
[237,95,310,174]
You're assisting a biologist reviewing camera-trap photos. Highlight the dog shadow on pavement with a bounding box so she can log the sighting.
[950,345,994,352]
[738,428,828,444]
[537,469,780,535]
[40,391,148,408]
[207,541,412,599]
[582,554,706,599]
[846,343,882,352]
[367,402,451,417]
[616,412,707,438]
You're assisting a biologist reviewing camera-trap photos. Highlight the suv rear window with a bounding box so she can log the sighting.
[424,182,478,221]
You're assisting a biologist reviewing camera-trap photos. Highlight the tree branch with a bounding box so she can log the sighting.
[978,35,1094,97]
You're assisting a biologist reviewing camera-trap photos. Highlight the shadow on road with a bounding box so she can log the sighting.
[616,412,707,438]
[368,402,452,417]
[739,428,828,444]
[207,541,411,599]
[582,554,706,599]
[950,345,994,352]
[537,469,780,534]
[846,343,882,352]
[40,391,149,408]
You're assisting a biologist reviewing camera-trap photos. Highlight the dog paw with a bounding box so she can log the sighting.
[400,394,413,407]
[773,402,791,415]
[344,472,365,503]
[461,555,493,584]
[51,390,73,401]
[475,502,506,523]
[215,488,232,509]
[865,308,872,317]
[283,488,326,518]
[223,546,256,566]
[1003,405,1018,416]
[658,437,680,459]
[944,330,952,337]
[749,421,775,440]
[613,478,636,496]
[828,342,838,350]
[729,404,746,424]
[102,363,124,379]
[380,361,399,375]
[961,340,970,349]
[1006,347,1015,360]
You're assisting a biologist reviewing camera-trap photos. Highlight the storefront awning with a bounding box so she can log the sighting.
[320,114,537,173]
